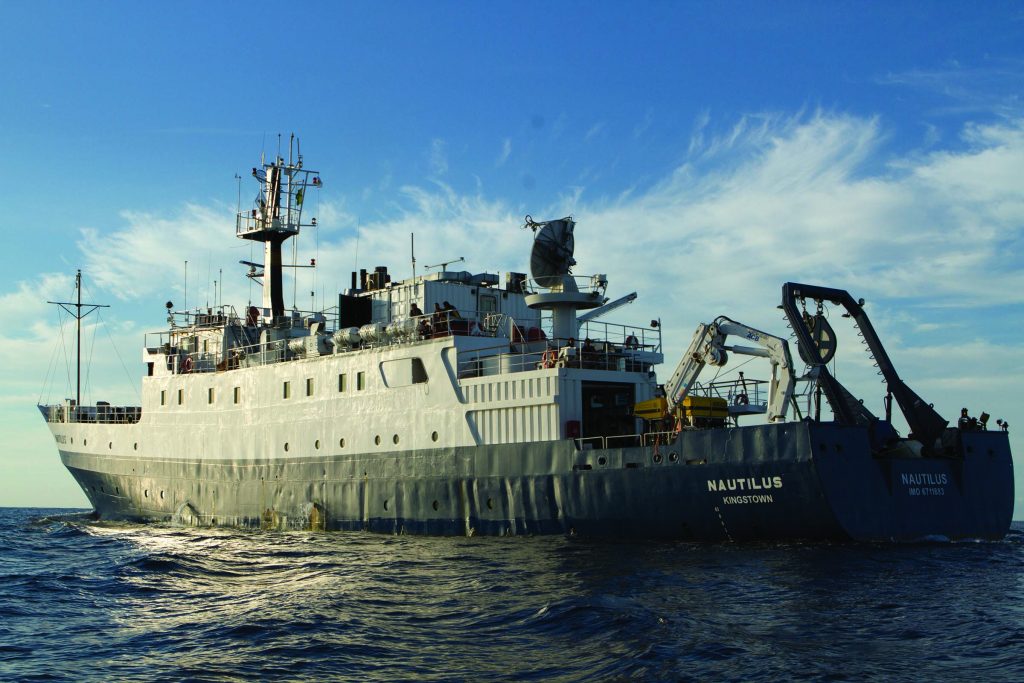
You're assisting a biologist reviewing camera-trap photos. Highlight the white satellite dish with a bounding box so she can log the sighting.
[528,216,576,289]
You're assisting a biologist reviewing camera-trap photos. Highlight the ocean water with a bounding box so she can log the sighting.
[2,509,1023,682]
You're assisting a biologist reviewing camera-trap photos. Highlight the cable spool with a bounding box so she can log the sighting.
[798,313,837,365]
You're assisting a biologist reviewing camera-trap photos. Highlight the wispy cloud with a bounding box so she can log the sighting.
[688,109,710,155]
[429,138,448,176]
[584,122,605,143]
[877,60,1024,118]
[496,138,512,167]
[633,109,654,139]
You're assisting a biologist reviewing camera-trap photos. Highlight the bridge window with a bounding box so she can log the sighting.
[380,358,428,387]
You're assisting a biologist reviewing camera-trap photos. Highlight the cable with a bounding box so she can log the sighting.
[40,306,70,403]
[82,305,100,403]
[101,310,142,402]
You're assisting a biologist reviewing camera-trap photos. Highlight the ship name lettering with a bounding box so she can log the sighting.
[900,473,948,487]
[707,476,783,493]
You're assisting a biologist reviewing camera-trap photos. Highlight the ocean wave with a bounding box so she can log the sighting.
[2,508,1024,681]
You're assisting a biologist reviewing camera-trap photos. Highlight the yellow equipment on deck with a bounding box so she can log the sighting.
[633,395,728,425]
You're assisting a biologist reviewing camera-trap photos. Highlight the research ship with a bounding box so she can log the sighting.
[40,142,1014,541]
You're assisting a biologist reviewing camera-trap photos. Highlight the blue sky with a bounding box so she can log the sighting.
[1,2,1023,511]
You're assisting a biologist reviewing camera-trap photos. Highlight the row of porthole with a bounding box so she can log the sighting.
[76,438,140,451]
[590,452,681,467]
[283,431,441,452]
[381,497,497,512]
[90,485,166,502]
[80,430,443,453]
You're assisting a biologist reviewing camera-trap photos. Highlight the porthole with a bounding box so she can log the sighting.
[144,489,149,498]
[432,500,439,511]
[668,452,678,463]
[315,439,321,450]
[133,442,138,451]
[160,490,164,500]
[486,498,494,510]
[653,453,663,464]
[375,435,381,446]
[384,499,389,511]
[84,439,88,446]
[431,431,439,442]
[115,487,120,495]
[284,442,290,452]
[339,438,346,448]
[392,434,399,445]
[70,437,74,444]
[598,456,607,466]
[108,442,112,450]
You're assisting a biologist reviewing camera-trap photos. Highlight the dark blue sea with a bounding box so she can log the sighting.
[2,509,1023,682]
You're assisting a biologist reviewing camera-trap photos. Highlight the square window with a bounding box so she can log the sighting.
[208,387,215,404]
[357,371,366,391]
[283,381,291,399]
[177,389,183,405]
[306,377,314,397]
[338,373,346,392]
[233,387,240,404]
[160,390,166,406]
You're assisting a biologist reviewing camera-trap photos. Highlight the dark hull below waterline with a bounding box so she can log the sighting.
[61,422,1014,542]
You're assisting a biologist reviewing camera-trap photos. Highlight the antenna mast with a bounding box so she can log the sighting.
[47,270,109,409]
[235,134,322,321]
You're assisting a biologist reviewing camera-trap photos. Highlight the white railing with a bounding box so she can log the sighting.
[41,403,142,424]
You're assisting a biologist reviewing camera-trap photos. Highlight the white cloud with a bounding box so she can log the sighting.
[6,109,1024,508]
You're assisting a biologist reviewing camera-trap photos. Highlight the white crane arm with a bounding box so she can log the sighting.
[664,317,795,422]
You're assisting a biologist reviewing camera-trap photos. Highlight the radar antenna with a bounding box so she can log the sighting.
[522,215,602,343]
[425,256,465,271]
[525,215,576,289]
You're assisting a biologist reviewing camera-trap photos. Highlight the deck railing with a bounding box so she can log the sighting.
[40,403,142,424]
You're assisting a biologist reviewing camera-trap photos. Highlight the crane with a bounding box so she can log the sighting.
[637,316,796,424]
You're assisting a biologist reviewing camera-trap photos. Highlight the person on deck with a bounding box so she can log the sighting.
[443,301,464,335]
[433,303,447,337]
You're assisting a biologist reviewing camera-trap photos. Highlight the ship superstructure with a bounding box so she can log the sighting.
[39,143,1014,541]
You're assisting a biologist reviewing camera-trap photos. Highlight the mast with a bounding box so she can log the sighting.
[236,135,321,321]
[48,270,109,408]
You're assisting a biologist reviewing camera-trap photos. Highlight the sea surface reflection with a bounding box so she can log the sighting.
[2,510,1023,681]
